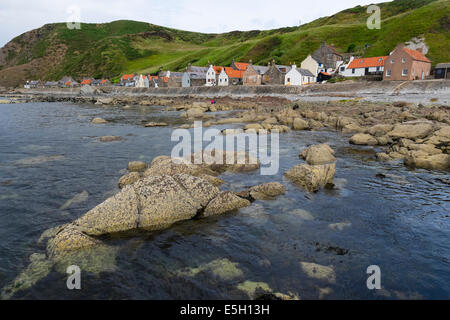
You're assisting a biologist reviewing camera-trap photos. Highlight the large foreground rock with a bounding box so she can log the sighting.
[46,172,257,256]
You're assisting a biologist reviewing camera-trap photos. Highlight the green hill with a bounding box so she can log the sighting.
[0,0,448,87]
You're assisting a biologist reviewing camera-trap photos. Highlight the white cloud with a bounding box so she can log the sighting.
[0,0,388,46]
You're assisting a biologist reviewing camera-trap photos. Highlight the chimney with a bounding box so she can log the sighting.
[249,59,253,65]
[416,47,423,53]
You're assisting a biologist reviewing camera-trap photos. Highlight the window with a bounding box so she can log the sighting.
[386,70,391,77]
[287,78,291,82]
[340,67,345,72]
[376,67,380,72]
[402,58,406,63]
[390,60,395,64]
[352,69,355,74]
[402,69,408,76]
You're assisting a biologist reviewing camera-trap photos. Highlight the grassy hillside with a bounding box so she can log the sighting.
[0,0,448,87]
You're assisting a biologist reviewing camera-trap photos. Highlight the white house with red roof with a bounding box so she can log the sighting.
[340,56,389,77]
[206,65,223,86]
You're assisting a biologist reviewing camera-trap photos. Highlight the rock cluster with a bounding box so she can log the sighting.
[285,144,336,192]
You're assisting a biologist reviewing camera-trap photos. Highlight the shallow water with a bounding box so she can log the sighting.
[0,102,449,300]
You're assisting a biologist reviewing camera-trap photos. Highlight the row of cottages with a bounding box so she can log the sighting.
[339,44,432,81]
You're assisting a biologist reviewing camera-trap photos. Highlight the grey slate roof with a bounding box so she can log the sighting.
[188,66,209,73]
[298,68,315,77]
[252,65,269,75]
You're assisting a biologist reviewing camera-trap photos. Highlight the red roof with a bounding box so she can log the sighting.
[403,47,431,63]
[81,79,92,85]
[320,72,331,76]
[121,74,134,80]
[100,79,108,84]
[233,62,249,71]
[213,66,223,74]
[224,67,244,78]
[162,77,169,83]
[347,56,388,69]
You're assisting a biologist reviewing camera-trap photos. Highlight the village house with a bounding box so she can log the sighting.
[263,60,291,85]
[149,76,159,88]
[99,79,110,86]
[243,62,269,86]
[301,55,326,79]
[284,65,315,86]
[383,44,431,81]
[218,68,229,86]
[434,63,450,79]
[301,42,344,80]
[80,79,93,86]
[24,80,41,89]
[182,72,206,87]
[157,71,184,87]
[158,77,169,88]
[225,67,244,85]
[135,74,150,88]
[120,74,136,87]
[341,56,388,77]
[59,76,75,87]
[64,80,79,88]
[312,41,344,72]
[205,65,222,86]
[231,61,249,72]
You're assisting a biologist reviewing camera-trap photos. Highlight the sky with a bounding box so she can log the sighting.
[0,0,389,47]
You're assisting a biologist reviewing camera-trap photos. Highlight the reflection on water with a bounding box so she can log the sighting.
[0,102,449,300]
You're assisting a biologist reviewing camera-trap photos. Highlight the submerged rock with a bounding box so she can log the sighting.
[300,262,336,283]
[1,253,53,300]
[60,191,89,210]
[99,136,123,143]
[91,117,108,124]
[178,258,244,281]
[14,155,65,166]
[237,281,272,299]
